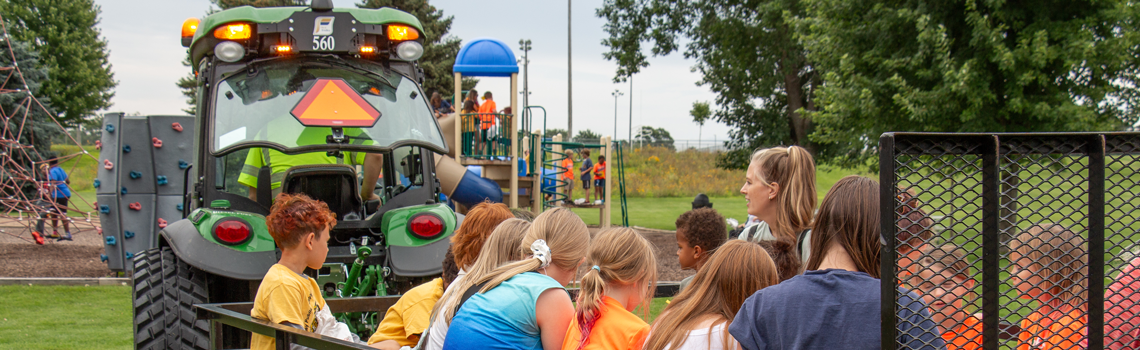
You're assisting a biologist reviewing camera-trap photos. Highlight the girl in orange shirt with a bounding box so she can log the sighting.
[562,227,657,350]
[1009,224,1089,350]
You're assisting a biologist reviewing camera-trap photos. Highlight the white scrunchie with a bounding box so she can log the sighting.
[530,239,552,268]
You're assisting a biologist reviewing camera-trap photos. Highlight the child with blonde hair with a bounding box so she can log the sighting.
[645,240,779,350]
[562,227,657,350]
[442,208,590,350]
[423,218,531,350]
[910,244,981,350]
[1010,224,1089,350]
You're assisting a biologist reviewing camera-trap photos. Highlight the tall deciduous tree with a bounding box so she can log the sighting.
[800,0,1140,168]
[0,36,62,197]
[597,0,818,169]
[359,0,476,97]
[0,0,115,127]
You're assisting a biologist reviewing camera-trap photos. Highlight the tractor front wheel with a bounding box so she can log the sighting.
[132,246,210,350]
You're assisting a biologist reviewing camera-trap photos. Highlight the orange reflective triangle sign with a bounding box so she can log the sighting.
[291,78,381,127]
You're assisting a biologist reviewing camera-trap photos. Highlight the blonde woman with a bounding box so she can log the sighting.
[738,145,817,262]
[422,219,532,350]
[442,208,590,350]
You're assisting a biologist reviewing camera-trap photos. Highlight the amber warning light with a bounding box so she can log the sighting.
[290,78,381,127]
[181,18,200,47]
[387,24,419,41]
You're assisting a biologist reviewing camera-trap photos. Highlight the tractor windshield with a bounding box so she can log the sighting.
[210,58,447,155]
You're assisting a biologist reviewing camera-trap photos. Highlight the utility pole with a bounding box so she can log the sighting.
[567,0,573,139]
[518,39,532,127]
[612,90,623,139]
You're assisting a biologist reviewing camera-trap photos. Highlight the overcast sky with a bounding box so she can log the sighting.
[95,0,731,143]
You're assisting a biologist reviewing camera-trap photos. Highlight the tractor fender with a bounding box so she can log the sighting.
[160,218,277,281]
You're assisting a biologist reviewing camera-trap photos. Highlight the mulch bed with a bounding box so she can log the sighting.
[0,216,692,282]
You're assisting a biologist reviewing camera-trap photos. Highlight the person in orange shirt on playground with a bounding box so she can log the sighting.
[592,155,606,203]
[1010,224,1089,350]
[910,244,982,350]
[561,150,576,202]
[477,91,497,155]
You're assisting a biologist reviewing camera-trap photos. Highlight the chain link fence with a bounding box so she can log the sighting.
[880,133,1140,349]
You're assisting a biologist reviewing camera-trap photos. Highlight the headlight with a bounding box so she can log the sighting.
[215,41,245,63]
[395,41,424,61]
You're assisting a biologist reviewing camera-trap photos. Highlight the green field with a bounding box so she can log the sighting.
[0,285,132,350]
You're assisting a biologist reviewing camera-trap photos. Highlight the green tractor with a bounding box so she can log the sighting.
[122,2,461,348]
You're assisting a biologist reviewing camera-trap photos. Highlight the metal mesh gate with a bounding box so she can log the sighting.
[880,133,1140,350]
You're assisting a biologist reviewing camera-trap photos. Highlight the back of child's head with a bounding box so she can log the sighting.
[265,193,336,249]
[645,240,778,350]
[914,244,970,280]
[897,207,934,252]
[748,145,817,241]
[510,208,537,221]
[756,238,802,282]
[806,175,881,277]
[477,207,590,292]
[48,159,58,167]
[451,201,514,270]
[462,100,477,113]
[437,218,532,323]
[1012,224,1088,304]
[574,227,657,349]
[442,247,459,290]
[676,208,727,254]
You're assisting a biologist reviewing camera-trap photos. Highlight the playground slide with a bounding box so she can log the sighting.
[433,114,504,206]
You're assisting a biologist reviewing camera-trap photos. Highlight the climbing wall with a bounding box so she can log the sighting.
[97,115,195,272]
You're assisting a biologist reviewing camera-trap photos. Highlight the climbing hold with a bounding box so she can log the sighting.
[178,160,189,170]
[103,159,114,170]
[156,175,168,185]
[121,187,128,195]
[176,203,184,211]
[94,140,102,150]
[129,171,142,179]
[124,230,135,239]
[129,202,142,211]
[122,145,131,153]
[125,251,134,259]
[152,137,163,148]
[100,254,108,262]
[105,236,117,246]
[158,218,168,229]
[99,205,110,214]
[172,122,183,132]
[105,124,115,133]
[93,179,101,188]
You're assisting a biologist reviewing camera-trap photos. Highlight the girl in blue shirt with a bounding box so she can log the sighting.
[729,175,944,350]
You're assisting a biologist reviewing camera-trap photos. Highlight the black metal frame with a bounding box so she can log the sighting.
[195,283,681,350]
[879,132,1139,350]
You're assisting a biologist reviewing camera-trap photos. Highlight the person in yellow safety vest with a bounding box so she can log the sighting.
[237,125,382,203]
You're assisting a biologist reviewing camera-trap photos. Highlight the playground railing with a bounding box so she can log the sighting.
[458,112,513,160]
[195,283,681,350]
[880,132,1140,350]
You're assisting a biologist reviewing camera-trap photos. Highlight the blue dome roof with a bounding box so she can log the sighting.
[453,38,519,77]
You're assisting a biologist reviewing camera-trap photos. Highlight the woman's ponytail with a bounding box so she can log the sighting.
[783,145,817,234]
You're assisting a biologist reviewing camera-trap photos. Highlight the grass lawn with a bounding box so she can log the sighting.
[0,285,132,350]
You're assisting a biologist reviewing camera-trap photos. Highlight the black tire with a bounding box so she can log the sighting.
[131,247,211,350]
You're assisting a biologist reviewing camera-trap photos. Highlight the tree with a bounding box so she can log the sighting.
[543,128,568,140]
[634,126,675,150]
[358,0,477,98]
[573,129,601,143]
[0,36,62,198]
[597,0,817,169]
[800,0,1140,168]
[0,0,115,127]
[690,101,709,144]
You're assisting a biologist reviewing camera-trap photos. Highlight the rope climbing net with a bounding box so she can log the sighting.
[0,15,100,245]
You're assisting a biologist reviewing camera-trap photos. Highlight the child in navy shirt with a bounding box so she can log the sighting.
[729,176,944,350]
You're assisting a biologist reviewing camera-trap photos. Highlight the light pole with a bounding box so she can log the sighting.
[518,39,532,127]
[612,90,623,141]
[567,0,573,139]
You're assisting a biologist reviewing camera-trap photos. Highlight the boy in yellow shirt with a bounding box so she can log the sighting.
[250,193,338,350]
[367,248,460,349]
